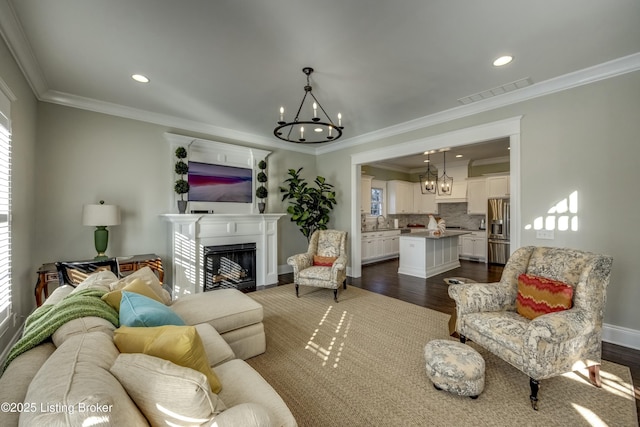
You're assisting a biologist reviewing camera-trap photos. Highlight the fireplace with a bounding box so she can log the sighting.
[203,243,256,293]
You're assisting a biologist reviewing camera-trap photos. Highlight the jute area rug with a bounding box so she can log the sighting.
[247,284,638,427]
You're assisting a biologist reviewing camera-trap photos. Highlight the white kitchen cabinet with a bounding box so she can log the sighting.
[361,230,401,264]
[361,175,374,214]
[459,231,487,262]
[467,178,487,214]
[387,180,413,214]
[435,181,468,203]
[413,182,437,214]
[486,175,510,198]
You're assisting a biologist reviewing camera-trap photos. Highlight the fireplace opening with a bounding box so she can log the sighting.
[203,243,256,293]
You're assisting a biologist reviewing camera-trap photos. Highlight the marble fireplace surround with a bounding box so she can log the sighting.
[162,134,285,298]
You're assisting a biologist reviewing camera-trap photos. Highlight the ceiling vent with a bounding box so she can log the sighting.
[458,77,533,105]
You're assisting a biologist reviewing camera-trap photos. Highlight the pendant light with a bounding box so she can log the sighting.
[419,152,438,194]
[438,151,453,195]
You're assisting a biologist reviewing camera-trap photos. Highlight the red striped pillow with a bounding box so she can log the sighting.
[516,274,574,320]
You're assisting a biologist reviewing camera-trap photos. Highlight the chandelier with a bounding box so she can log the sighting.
[419,151,438,194]
[274,67,343,144]
[438,150,453,195]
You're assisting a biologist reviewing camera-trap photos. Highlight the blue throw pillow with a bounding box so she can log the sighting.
[119,291,185,327]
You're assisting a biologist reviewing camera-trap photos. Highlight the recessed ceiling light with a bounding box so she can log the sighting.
[493,56,513,67]
[314,128,323,133]
[132,74,150,83]
[423,159,430,163]
[456,154,463,158]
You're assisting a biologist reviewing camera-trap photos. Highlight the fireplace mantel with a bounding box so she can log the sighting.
[161,213,285,298]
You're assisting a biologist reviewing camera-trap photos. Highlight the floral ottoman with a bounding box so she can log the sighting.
[424,339,485,399]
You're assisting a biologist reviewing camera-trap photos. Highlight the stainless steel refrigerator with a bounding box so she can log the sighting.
[488,198,510,264]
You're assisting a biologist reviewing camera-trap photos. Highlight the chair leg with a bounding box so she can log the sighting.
[529,378,539,411]
[343,279,347,290]
[295,283,299,298]
[588,365,602,388]
[333,289,338,302]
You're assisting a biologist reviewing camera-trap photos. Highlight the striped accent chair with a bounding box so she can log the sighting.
[448,246,613,410]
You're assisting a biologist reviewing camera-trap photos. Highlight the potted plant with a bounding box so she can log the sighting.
[280,167,337,240]
[256,160,268,213]
[174,146,189,213]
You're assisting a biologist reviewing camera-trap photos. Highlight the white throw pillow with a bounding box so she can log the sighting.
[110,266,171,304]
[110,353,226,426]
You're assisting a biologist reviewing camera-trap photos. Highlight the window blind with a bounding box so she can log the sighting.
[0,92,11,328]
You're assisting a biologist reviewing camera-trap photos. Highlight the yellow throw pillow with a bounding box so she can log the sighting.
[113,325,222,393]
[102,278,163,311]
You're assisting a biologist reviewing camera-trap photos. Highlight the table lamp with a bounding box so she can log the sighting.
[82,200,121,259]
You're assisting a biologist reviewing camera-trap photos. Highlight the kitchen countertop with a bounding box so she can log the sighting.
[361,228,401,233]
[400,230,472,239]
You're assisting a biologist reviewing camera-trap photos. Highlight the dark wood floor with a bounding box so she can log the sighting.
[278,258,639,419]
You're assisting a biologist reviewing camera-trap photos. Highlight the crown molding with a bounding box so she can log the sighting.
[41,90,316,155]
[316,52,640,155]
[0,0,48,97]
[471,156,510,166]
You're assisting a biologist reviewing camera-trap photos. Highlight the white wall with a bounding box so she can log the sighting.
[316,71,640,339]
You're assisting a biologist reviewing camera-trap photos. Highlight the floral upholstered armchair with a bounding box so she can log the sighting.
[448,246,613,410]
[287,230,348,302]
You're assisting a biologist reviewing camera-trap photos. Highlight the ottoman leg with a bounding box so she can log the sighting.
[433,384,442,391]
[295,283,299,297]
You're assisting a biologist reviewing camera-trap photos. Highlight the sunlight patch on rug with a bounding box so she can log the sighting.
[305,305,353,368]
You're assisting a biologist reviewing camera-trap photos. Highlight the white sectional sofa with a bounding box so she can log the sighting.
[0,269,296,426]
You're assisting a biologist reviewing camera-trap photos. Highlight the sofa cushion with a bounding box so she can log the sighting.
[516,273,574,320]
[20,332,147,426]
[114,325,222,393]
[111,266,171,304]
[52,316,116,346]
[69,269,119,294]
[214,359,298,427]
[194,323,236,367]
[170,289,263,334]
[111,353,226,426]
[119,291,185,327]
[102,278,164,311]
[208,403,272,427]
[0,343,56,427]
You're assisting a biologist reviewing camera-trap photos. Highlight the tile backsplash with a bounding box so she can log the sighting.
[376,203,485,230]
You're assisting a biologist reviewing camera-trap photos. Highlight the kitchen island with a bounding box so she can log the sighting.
[398,230,471,279]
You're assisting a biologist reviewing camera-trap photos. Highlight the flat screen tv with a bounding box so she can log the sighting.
[188,161,253,203]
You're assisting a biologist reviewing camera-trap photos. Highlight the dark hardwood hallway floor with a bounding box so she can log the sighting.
[278,258,639,419]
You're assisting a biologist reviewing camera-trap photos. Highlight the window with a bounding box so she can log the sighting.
[371,188,383,216]
[0,86,12,332]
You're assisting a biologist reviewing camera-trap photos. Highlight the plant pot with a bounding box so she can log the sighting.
[258,202,266,214]
[177,200,188,214]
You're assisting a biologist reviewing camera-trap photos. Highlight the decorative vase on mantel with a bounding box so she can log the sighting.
[177,200,188,214]
[258,202,266,214]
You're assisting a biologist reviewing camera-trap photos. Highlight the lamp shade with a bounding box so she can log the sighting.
[82,203,121,226]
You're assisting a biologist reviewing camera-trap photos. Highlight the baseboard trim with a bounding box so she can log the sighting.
[278,264,293,275]
[603,323,640,351]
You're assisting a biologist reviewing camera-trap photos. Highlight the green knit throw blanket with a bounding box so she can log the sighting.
[2,288,119,373]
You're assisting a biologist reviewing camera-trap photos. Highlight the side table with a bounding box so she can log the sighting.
[34,254,163,307]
